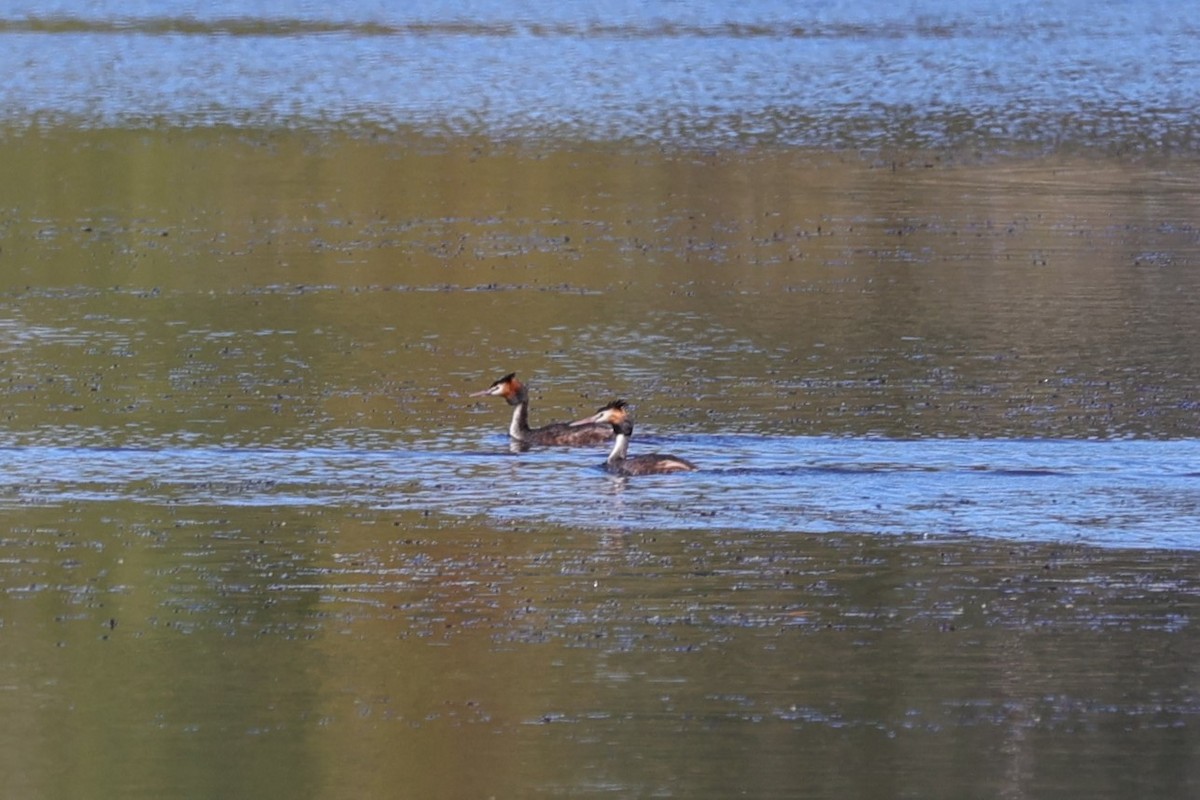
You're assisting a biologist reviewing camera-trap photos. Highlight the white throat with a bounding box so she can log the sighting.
[606,432,630,464]
[508,401,530,440]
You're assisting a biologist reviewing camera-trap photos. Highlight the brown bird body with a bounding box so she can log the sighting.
[472,373,612,446]
[572,399,698,476]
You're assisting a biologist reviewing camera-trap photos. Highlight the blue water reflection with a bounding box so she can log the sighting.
[3,436,1197,550]
[2,1,1198,149]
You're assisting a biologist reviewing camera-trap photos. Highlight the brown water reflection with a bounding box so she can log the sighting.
[1,127,1199,798]
[2,129,1198,443]
[1,503,1197,798]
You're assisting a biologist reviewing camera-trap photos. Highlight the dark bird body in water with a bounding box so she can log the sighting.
[472,372,612,446]
[572,399,698,476]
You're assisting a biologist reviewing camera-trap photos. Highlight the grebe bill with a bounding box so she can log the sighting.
[471,372,612,446]
[571,399,698,476]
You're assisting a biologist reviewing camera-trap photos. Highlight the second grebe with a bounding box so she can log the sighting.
[471,372,612,446]
[571,399,698,476]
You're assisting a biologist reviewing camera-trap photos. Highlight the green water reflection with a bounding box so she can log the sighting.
[3,128,1199,443]
[2,503,1197,798]
[1,126,1198,798]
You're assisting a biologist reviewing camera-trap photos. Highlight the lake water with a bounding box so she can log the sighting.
[2,2,1199,798]
[3,0,1200,151]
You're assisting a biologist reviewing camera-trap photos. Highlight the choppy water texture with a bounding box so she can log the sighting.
[2,2,1200,799]
[4,439,1200,551]
[2,0,1200,151]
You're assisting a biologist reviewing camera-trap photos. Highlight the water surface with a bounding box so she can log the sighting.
[2,125,1198,800]
[1,2,1199,799]
[2,0,1199,151]
[3,437,1200,552]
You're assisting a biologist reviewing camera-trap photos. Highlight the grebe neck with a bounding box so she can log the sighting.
[606,430,631,466]
[604,422,633,465]
[508,399,532,439]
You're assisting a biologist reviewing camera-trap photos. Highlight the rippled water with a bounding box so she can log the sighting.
[2,2,1200,799]
[1,132,1199,554]
[4,437,1200,551]
[3,0,1200,150]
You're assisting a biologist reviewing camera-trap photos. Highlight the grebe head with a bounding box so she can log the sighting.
[470,372,527,406]
[571,399,633,434]
[572,399,696,474]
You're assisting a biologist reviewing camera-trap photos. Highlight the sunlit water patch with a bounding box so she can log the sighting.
[1,0,1199,151]
[2,436,1197,550]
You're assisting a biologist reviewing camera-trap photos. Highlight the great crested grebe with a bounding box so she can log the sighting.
[571,399,698,476]
[471,372,612,446]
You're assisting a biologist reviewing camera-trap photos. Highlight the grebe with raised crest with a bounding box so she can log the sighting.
[472,372,612,446]
[572,399,698,475]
